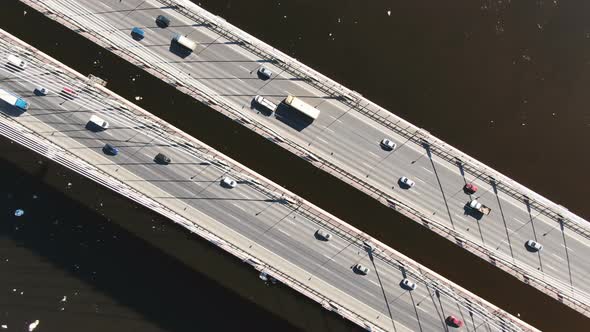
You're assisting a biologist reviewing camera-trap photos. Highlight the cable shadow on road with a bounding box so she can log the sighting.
[422,143,456,230]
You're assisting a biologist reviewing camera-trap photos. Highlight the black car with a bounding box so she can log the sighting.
[102,143,119,156]
[154,153,171,165]
[156,15,171,28]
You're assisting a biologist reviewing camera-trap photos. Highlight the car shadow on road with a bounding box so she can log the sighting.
[169,41,192,59]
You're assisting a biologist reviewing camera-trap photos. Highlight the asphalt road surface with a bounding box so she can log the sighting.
[30,0,590,306]
[0,35,526,331]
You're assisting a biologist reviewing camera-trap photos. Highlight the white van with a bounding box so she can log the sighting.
[7,54,27,70]
[172,34,197,51]
[253,95,277,112]
[88,115,109,130]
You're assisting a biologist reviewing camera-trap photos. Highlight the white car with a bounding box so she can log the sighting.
[399,176,415,188]
[316,229,332,241]
[401,278,417,291]
[221,177,237,189]
[34,87,48,96]
[257,66,272,79]
[525,240,543,252]
[380,138,396,151]
[87,115,109,130]
[253,95,277,112]
[354,264,370,275]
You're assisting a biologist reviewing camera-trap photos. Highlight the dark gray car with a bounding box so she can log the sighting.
[156,15,171,28]
[154,153,171,164]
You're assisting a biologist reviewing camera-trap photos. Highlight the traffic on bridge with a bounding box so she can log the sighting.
[23,0,590,317]
[0,28,537,331]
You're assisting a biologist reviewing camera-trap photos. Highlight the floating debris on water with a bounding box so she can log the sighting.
[14,209,24,217]
[1,324,7,329]
[61,295,67,302]
[387,10,391,16]
[134,96,143,101]
[28,320,40,332]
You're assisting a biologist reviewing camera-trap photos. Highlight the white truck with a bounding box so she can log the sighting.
[469,199,491,215]
[87,115,109,130]
[6,54,27,70]
[0,88,29,111]
[172,34,197,51]
[284,95,320,120]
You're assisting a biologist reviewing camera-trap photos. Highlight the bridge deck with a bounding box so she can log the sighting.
[22,0,590,316]
[0,28,535,331]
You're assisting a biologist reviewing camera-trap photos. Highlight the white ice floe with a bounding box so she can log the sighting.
[28,320,40,332]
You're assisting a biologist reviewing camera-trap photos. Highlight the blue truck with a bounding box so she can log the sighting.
[0,88,29,111]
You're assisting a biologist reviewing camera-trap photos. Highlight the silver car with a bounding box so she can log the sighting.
[221,177,237,189]
[257,66,272,79]
[380,138,396,151]
[34,87,48,96]
[525,240,543,252]
[401,278,417,291]
[354,264,370,275]
[316,229,332,241]
[400,176,415,188]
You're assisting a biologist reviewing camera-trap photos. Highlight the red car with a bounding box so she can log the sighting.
[61,87,78,99]
[446,315,464,328]
[464,183,478,194]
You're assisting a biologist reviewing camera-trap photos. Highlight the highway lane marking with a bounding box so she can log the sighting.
[232,203,246,211]
[454,214,467,222]
[368,280,381,288]
[315,137,329,144]
[414,177,426,184]
[543,263,557,271]
[323,127,335,134]
[227,213,241,221]
[368,151,380,159]
[278,229,291,237]
[238,65,251,72]
[416,306,429,313]
[551,253,564,261]
[513,217,525,224]
[561,244,575,253]
[322,254,333,261]
[361,162,373,169]
[421,166,433,174]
